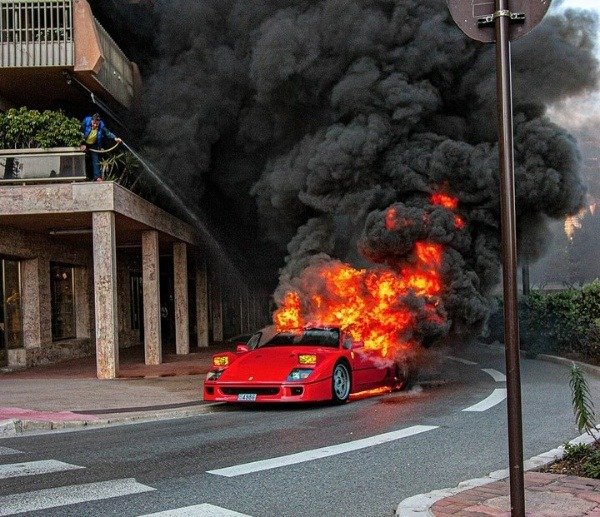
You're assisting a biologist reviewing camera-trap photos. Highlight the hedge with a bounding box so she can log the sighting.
[485,280,600,364]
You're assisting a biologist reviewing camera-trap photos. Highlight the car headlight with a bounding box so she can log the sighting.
[287,368,313,381]
[206,370,223,381]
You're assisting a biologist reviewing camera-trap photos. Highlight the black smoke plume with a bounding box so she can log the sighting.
[137,0,598,343]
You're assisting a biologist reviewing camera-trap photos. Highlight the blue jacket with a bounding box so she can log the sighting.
[81,116,116,149]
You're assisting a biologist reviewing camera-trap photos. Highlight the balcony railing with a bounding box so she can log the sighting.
[0,147,86,183]
[0,0,135,108]
[0,0,74,67]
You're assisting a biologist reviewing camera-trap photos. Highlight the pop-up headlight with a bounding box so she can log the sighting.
[213,355,229,367]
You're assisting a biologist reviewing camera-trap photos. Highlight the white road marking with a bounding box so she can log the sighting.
[482,368,506,382]
[0,459,84,480]
[462,388,507,412]
[0,478,155,516]
[141,503,251,516]
[445,355,477,365]
[0,447,22,456]
[208,425,438,477]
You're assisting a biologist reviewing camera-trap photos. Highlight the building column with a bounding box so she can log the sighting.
[21,257,52,348]
[92,211,119,379]
[74,266,91,339]
[210,270,223,343]
[173,241,189,355]
[142,230,162,364]
[195,259,209,348]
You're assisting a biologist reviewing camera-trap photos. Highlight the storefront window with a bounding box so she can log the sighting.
[50,264,75,340]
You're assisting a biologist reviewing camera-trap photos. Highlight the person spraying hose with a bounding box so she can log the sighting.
[80,113,122,181]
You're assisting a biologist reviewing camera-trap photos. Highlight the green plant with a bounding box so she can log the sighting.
[100,150,141,190]
[583,448,600,479]
[563,442,591,462]
[0,107,81,149]
[570,363,597,439]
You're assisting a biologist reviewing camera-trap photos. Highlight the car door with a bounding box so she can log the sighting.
[344,337,389,391]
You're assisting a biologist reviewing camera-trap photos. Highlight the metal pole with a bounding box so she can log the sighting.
[495,0,525,515]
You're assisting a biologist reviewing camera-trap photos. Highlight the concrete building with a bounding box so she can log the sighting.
[0,0,268,377]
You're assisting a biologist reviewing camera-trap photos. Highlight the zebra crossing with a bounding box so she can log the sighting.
[0,447,250,516]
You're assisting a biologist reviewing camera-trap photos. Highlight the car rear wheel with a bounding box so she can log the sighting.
[392,363,416,391]
[332,362,351,404]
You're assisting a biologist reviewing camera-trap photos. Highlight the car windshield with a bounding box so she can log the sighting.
[260,328,340,348]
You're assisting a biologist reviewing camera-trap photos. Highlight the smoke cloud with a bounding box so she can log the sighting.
[139,0,599,343]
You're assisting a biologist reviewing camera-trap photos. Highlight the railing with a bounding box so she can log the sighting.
[0,0,134,108]
[0,147,86,183]
[93,19,134,108]
[0,0,74,67]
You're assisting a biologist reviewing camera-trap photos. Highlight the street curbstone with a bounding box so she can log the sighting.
[0,419,17,437]
[0,403,221,435]
[536,354,600,378]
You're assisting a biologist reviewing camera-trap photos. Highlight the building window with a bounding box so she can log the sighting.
[50,264,75,340]
[0,259,22,352]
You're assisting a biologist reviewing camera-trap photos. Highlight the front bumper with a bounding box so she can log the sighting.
[203,377,332,403]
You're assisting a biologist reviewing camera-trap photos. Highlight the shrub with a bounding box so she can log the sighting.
[0,107,81,149]
[583,448,600,479]
[487,281,600,362]
[563,442,591,462]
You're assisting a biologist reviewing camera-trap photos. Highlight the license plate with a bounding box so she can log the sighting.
[237,393,257,401]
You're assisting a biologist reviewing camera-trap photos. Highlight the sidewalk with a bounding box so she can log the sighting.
[0,345,231,434]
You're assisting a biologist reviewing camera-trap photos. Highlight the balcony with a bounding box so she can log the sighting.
[0,0,138,111]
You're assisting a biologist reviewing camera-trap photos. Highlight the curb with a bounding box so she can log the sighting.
[0,403,221,436]
[536,354,600,379]
[483,342,600,376]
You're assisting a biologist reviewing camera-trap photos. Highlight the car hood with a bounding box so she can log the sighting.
[218,346,334,383]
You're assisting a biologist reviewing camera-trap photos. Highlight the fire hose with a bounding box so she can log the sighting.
[86,141,122,154]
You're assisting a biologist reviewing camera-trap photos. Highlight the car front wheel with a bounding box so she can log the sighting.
[332,362,351,404]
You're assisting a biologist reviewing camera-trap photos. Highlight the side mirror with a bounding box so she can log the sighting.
[236,344,249,353]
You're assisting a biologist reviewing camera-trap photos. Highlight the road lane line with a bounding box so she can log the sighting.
[0,447,22,456]
[462,388,507,412]
[0,459,84,480]
[482,368,506,382]
[0,478,155,516]
[141,503,251,516]
[207,425,438,477]
[445,356,478,365]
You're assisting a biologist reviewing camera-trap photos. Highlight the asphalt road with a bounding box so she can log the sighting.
[0,343,595,517]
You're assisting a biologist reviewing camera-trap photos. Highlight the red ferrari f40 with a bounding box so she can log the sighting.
[203,327,409,404]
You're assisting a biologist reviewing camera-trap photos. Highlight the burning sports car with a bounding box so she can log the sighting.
[203,327,408,404]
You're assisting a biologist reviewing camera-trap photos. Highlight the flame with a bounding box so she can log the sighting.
[273,241,444,358]
[273,191,463,359]
[431,193,458,210]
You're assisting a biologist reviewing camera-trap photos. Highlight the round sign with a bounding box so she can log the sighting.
[446,0,552,42]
